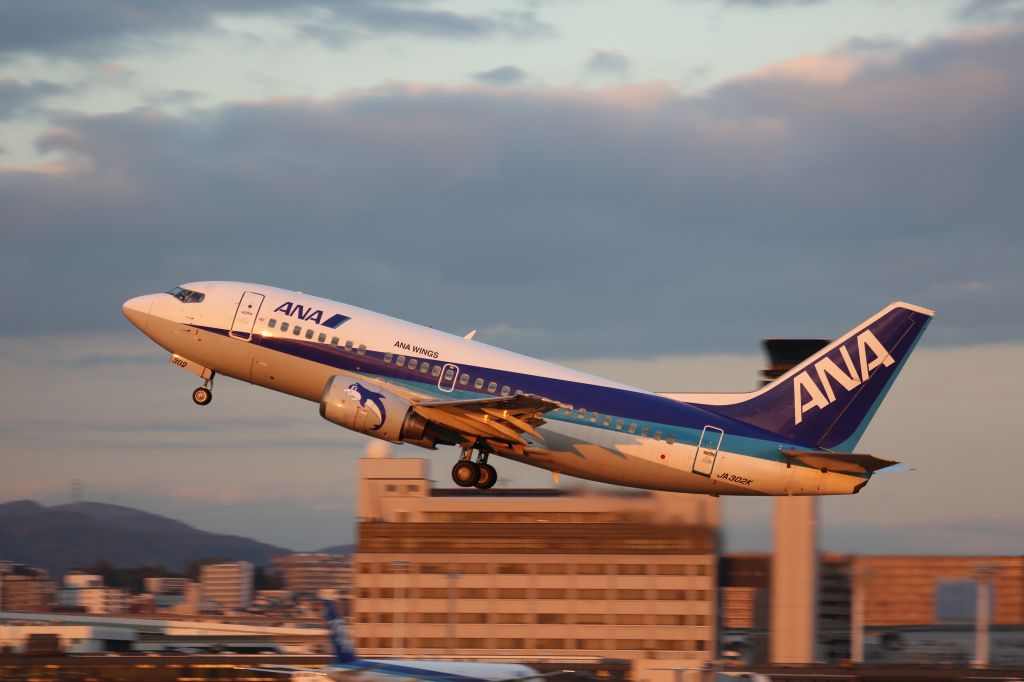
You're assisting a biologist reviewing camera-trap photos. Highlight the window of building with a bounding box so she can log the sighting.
[459,588,489,599]
[617,564,648,575]
[494,614,529,624]
[615,640,645,650]
[497,588,528,599]
[458,613,489,624]
[496,563,528,574]
[537,565,565,575]
[487,381,497,393]
[576,564,605,575]
[617,589,646,600]
[615,614,645,625]
[575,614,609,625]
[575,639,605,650]
[656,589,688,600]
[536,639,566,650]
[495,638,526,648]
[305,328,314,339]
[474,377,484,389]
[655,614,686,625]
[537,588,567,598]
[537,613,566,624]
[268,319,276,328]
[656,565,689,575]
[576,589,605,600]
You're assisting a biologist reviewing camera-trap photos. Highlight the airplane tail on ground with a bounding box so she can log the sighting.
[688,302,934,450]
[323,600,359,665]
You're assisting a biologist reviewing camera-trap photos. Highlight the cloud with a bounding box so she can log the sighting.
[958,0,1024,22]
[585,50,631,79]
[1,27,1023,357]
[0,79,66,120]
[472,65,529,86]
[0,1,554,59]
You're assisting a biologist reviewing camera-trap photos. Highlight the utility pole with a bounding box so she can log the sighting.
[973,563,1000,668]
[850,564,875,663]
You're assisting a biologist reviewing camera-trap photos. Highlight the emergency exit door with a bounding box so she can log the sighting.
[692,426,724,476]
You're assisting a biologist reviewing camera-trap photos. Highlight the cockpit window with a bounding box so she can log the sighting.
[166,286,205,303]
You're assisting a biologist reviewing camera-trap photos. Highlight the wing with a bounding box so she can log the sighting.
[413,393,565,449]
[233,665,328,676]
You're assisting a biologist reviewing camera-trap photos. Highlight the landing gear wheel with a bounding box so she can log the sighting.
[474,463,498,489]
[192,387,213,406]
[452,461,479,487]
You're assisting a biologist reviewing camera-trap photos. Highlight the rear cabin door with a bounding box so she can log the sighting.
[230,291,265,340]
[692,426,724,477]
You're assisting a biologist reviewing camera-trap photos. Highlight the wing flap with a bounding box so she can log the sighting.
[780,449,898,474]
[413,394,564,447]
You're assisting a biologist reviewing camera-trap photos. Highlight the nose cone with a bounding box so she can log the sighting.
[122,294,154,332]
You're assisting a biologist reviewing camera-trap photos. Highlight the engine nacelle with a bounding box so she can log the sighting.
[319,376,429,444]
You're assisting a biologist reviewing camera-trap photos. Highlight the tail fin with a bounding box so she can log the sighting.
[323,599,358,665]
[697,302,934,450]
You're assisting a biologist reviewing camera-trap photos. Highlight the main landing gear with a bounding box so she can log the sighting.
[192,373,215,406]
[452,446,498,490]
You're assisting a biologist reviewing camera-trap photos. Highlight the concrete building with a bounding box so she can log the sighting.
[144,577,191,596]
[200,562,254,611]
[0,572,57,613]
[271,553,352,595]
[353,455,719,665]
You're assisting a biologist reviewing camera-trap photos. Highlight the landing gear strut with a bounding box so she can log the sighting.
[452,446,498,489]
[192,373,215,406]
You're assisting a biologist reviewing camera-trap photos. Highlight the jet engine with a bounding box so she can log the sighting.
[319,376,430,444]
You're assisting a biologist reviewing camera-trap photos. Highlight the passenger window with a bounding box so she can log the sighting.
[408,359,418,371]
[358,344,366,355]
[666,435,676,445]
[515,389,524,396]
[474,377,484,389]
[501,386,511,397]
[268,319,276,329]
[293,325,302,336]
[603,415,611,426]
[396,355,406,367]
[654,431,662,441]
[331,337,339,346]
[444,368,455,381]
[590,412,599,423]
[641,426,650,437]
[280,322,289,332]
[616,418,624,430]
[420,363,430,374]
[318,333,326,343]
[305,329,314,339]
[577,408,586,419]
[487,381,497,393]
[431,365,441,377]
[345,340,353,351]
[459,373,469,385]
[628,423,637,434]
[384,353,393,363]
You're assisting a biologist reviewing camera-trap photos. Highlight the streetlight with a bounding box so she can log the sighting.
[973,563,1000,668]
[850,564,875,664]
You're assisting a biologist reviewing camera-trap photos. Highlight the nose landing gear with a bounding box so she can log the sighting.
[192,374,215,406]
[451,446,498,489]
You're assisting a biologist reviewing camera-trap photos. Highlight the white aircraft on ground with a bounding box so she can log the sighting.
[123,282,933,495]
[240,601,551,681]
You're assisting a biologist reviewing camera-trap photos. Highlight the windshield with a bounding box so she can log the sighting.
[166,286,205,303]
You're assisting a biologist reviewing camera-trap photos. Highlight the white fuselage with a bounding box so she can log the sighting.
[123,281,869,496]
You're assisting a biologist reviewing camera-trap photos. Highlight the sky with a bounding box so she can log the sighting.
[1,0,1023,554]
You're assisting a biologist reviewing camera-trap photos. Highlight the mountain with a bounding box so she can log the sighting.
[315,544,355,555]
[0,500,293,575]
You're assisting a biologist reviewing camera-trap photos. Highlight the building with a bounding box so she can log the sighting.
[0,567,57,613]
[271,553,352,596]
[353,455,719,665]
[143,577,191,596]
[200,562,254,611]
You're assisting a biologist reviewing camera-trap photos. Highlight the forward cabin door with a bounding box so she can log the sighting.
[230,291,265,341]
[692,426,724,477]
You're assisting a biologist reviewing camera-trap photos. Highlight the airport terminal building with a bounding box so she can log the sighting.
[351,455,720,665]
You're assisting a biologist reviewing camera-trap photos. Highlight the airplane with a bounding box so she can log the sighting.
[239,600,551,681]
[123,282,933,496]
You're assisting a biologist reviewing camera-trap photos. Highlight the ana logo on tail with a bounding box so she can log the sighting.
[792,329,895,425]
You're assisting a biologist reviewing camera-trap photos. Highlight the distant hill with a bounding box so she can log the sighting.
[0,500,294,575]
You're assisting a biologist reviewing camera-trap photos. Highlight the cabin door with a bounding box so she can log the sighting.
[692,426,724,477]
[438,363,460,392]
[230,291,265,340]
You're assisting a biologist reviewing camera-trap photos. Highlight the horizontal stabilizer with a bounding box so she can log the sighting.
[779,449,898,474]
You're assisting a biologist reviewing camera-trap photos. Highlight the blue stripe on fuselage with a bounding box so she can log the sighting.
[195,324,833,463]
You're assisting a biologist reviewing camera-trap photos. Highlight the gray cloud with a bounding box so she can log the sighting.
[0,1,553,58]
[584,50,631,79]
[2,28,1023,357]
[472,65,529,86]
[0,79,65,120]
[958,0,1024,22]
